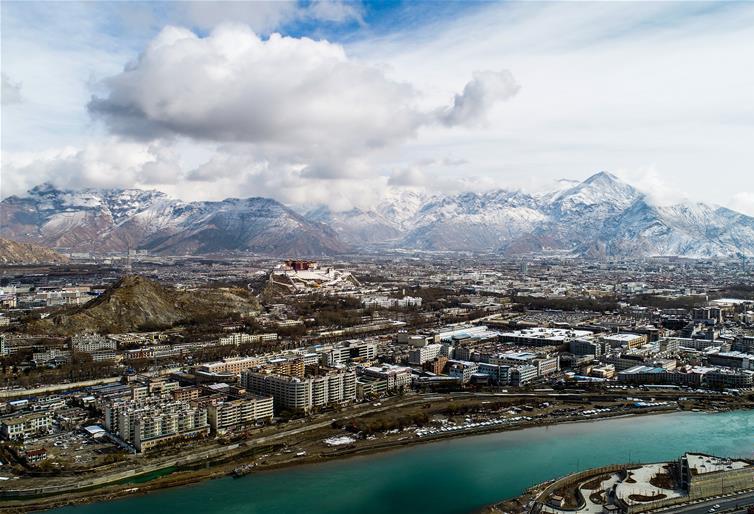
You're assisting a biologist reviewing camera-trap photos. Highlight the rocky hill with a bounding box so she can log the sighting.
[0,237,69,264]
[26,275,259,335]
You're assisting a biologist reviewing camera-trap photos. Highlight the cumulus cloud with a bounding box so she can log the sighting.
[438,70,520,126]
[0,140,183,197]
[87,25,518,182]
[1,73,23,105]
[614,166,689,206]
[388,166,429,187]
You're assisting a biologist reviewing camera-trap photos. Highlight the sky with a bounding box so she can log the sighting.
[1,0,753,214]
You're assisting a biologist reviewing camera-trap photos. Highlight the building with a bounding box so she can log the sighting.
[1,412,53,440]
[477,362,510,384]
[423,356,448,375]
[104,399,210,452]
[510,365,537,387]
[322,340,377,366]
[198,356,262,375]
[218,332,278,346]
[408,343,443,365]
[680,453,754,496]
[71,333,117,353]
[499,328,593,346]
[207,396,274,434]
[490,352,559,377]
[447,361,479,383]
[241,368,357,413]
[601,333,648,350]
[362,365,412,391]
[570,339,603,357]
[704,369,754,389]
[707,351,752,370]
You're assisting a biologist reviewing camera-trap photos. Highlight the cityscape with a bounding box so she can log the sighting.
[1,1,753,514]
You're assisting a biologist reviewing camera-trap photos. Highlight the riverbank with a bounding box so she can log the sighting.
[2,398,751,513]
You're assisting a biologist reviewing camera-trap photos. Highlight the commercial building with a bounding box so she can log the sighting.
[447,361,479,383]
[601,333,647,350]
[570,339,603,357]
[500,328,593,346]
[362,365,412,391]
[707,351,752,370]
[408,343,444,365]
[477,362,510,384]
[510,365,537,387]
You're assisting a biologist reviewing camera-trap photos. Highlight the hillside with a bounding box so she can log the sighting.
[26,275,259,335]
[0,237,69,264]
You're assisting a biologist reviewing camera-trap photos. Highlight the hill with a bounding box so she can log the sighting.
[26,275,259,335]
[0,237,69,264]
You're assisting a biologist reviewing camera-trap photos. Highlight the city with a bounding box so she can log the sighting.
[0,254,752,512]
[2,1,753,514]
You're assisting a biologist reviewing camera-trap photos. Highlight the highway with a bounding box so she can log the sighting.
[659,491,754,514]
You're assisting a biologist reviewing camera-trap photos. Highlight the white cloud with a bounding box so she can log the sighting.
[438,70,520,127]
[0,140,183,197]
[181,1,364,34]
[1,73,23,105]
[730,192,754,217]
[87,24,518,182]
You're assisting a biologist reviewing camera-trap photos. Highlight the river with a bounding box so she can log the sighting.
[49,410,754,514]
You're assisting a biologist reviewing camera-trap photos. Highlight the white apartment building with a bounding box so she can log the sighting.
[207,396,274,434]
[219,332,278,346]
[241,369,356,413]
[71,333,117,353]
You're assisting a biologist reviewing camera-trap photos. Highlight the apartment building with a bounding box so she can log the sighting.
[1,412,53,440]
[241,368,356,413]
[218,332,278,346]
[207,396,274,434]
[198,356,262,375]
[70,333,117,353]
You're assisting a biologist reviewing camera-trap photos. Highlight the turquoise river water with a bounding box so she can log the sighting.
[49,410,754,514]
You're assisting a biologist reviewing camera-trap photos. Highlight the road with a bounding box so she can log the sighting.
[659,491,754,514]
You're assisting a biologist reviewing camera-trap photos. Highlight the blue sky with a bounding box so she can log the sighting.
[2,1,754,214]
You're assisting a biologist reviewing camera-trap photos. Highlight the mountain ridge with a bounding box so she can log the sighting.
[3,173,754,258]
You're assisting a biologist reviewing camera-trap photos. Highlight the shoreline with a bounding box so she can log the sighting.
[0,405,747,513]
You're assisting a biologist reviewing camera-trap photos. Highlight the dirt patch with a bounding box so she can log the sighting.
[650,466,678,490]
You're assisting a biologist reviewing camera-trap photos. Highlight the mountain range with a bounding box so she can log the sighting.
[2,172,753,258]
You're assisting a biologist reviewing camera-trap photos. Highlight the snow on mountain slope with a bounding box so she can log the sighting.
[5,172,754,258]
[0,186,347,256]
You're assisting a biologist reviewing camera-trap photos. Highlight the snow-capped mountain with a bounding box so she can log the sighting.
[0,184,346,256]
[4,173,754,258]
[305,171,754,258]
